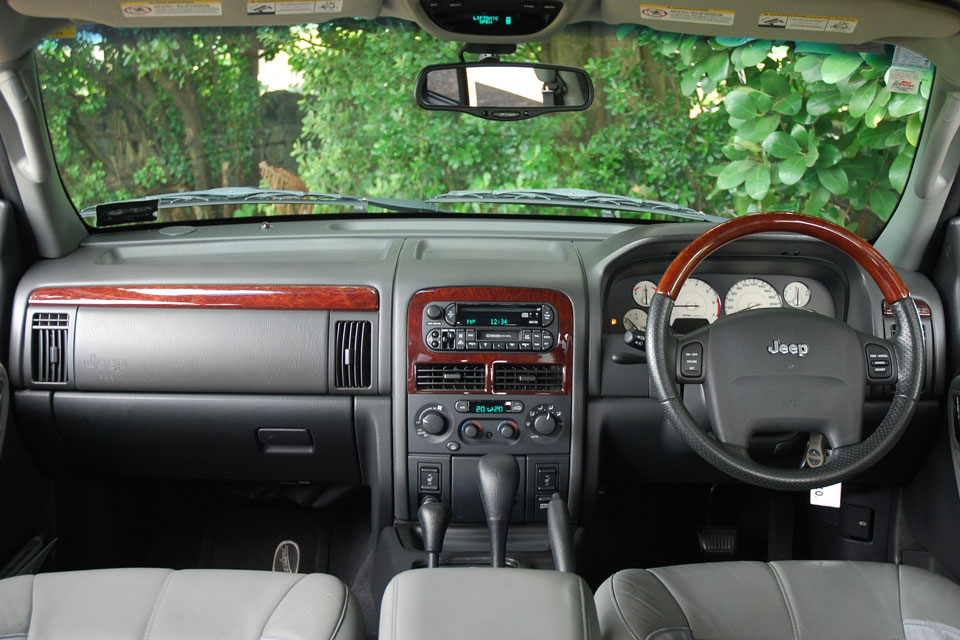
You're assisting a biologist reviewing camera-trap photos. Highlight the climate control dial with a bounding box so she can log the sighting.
[527,404,563,437]
[497,420,519,440]
[415,404,449,437]
[461,420,483,439]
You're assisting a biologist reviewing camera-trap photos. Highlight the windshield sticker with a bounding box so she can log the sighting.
[885,68,922,95]
[891,46,932,71]
[757,13,857,33]
[120,1,222,17]
[247,1,339,14]
[47,26,77,39]
[638,5,734,26]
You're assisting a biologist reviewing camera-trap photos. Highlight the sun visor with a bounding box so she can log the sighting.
[600,0,960,44]
[9,0,384,27]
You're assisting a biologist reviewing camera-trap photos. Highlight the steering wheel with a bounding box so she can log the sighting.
[647,212,925,490]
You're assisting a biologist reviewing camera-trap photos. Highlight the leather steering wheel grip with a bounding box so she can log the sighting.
[646,213,925,491]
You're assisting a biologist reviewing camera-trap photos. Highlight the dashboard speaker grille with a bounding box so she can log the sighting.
[31,312,70,384]
[416,364,485,391]
[334,320,372,389]
[493,364,562,392]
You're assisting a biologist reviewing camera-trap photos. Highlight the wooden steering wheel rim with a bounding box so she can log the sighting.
[656,212,909,303]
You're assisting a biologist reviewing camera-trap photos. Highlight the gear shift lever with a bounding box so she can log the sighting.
[477,453,520,568]
[418,496,450,569]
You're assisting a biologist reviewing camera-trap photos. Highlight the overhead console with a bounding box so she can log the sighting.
[419,0,563,36]
[406,287,572,523]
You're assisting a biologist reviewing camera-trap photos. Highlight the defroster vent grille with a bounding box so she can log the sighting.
[416,364,485,391]
[334,320,372,389]
[493,364,562,392]
[32,312,69,384]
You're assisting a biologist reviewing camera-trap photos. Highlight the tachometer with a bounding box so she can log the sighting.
[724,278,782,315]
[623,308,648,332]
[671,278,721,325]
[632,280,657,307]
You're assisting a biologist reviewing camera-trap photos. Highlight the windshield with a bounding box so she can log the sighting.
[36,21,932,239]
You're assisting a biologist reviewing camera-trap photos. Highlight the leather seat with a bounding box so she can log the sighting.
[0,568,364,639]
[595,561,960,640]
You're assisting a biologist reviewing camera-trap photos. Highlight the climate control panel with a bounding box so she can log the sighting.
[409,394,570,456]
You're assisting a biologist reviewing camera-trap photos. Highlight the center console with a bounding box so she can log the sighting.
[406,287,573,524]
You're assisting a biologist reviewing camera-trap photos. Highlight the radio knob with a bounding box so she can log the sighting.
[461,420,482,439]
[497,420,518,440]
[426,304,443,320]
[420,410,448,435]
[531,413,558,436]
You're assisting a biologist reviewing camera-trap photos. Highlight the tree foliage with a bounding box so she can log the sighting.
[35,21,932,236]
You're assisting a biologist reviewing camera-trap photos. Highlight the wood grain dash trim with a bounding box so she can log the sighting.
[28,285,379,311]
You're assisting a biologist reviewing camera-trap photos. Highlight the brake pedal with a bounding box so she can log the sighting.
[698,526,738,556]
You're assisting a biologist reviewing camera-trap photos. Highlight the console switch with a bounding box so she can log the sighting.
[536,464,558,492]
[419,464,441,493]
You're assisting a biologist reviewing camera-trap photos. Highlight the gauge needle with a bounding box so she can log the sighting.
[675,304,700,309]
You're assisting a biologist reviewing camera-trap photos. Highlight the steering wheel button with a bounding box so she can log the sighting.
[679,342,703,377]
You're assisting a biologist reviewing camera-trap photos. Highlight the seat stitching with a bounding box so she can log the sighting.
[326,581,350,640]
[142,570,174,640]
[258,573,307,640]
[577,577,589,640]
[392,574,400,640]
[606,574,642,640]
[769,563,800,640]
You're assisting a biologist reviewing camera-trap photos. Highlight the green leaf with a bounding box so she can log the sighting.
[705,52,731,82]
[816,165,850,195]
[736,114,781,143]
[761,71,790,98]
[715,36,750,47]
[820,53,863,84]
[848,81,877,119]
[723,91,757,119]
[803,187,831,215]
[889,154,913,192]
[869,188,899,218]
[680,69,701,96]
[906,112,922,146]
[806,92,842,116]
[858,122,900,149]
[740,40,772,67]
[817,144,841,167]
[762,131,801,159]
[717,160,755,189]
[772,93,802,116]
[794,56,821,73]
[778,156,807,185]
[616,24,638,39]
[751,92,773,115]
[745,163,771,200]
[887,93,927,118]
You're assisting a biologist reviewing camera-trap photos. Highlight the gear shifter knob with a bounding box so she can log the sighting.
[477,453,520,568]
[418,497,450,569]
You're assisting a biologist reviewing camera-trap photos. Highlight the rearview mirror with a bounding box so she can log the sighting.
[416,62,594,121]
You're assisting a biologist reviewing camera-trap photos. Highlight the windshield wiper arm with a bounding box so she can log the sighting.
[427,188,724,223]
[82,187,439,219]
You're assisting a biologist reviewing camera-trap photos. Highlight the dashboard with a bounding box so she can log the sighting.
[3,217,950,532]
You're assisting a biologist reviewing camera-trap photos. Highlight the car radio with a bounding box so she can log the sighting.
[422,302,557,352]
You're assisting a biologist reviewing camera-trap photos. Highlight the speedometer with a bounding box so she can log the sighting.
[671,278,721,325]
[724,278,782,315]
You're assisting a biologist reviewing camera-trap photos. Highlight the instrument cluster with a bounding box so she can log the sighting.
[611,273,836,334]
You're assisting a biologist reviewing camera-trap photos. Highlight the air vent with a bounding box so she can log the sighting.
[493,364,562,392]
[416,364,485,391]
[334,320,372,389]
[31,312,69,384]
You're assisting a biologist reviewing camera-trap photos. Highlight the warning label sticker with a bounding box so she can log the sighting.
[121,1,222,17]
[757,13,857,34]
[247,0,342,14]
[638,5,734,26]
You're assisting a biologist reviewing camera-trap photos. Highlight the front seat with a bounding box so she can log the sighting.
[0,568,364,639]
[596,561,960,640]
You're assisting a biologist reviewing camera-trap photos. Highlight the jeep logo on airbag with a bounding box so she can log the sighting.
[767,339,808,357]
[82,353,128,371]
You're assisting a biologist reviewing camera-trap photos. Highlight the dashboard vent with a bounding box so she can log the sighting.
[493,364,562,392]
[334,320,372,389]
[31,312,70,384]
[416,364,485,391]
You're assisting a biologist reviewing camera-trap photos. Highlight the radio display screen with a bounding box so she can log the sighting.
[454,304,541,327]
